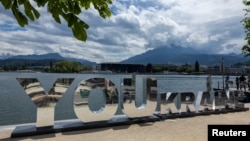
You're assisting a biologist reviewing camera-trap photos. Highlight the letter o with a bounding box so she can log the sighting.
[73,78,118,122]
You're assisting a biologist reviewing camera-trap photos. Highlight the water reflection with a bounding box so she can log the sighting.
[165,92,179,115]
[73,78,118,122]
[214,90,236,110]
[122,77,158,117]
[123,78,135,103]
[17,78,47,107]
[122,78,157,103]
[16,78,74,126]
[74,78,118,106]
[199,91,213,111]
[180,92,196,113]
[17,78,74,107]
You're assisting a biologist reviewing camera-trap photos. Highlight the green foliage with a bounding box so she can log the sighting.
[52,60,89,73]
[0,0,112,41]
[152,66,163,72]
[242,0,250,56]
[0,59,92,72]
[166,65,178,72]
[176,64,194,73]
[185,67,194,73]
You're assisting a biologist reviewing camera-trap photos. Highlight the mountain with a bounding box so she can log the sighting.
[120,45,250,66]
[0,53,12,60]
[0,53,96,65]
[2,46,250,67]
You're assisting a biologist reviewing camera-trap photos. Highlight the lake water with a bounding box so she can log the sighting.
[0,72,237,126]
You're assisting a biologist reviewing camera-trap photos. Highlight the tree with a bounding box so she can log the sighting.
[0,0,112,41]
[145,63,153,73]
[194,60,200,72]
[152,66,163,73]
[242,0,250,56]
[52,60,85,73]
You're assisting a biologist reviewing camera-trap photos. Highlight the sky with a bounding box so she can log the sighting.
[0,0,248,63]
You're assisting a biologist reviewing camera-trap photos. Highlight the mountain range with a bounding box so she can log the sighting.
[0,53,96,65]
[121,45,250,66]
[1,45,250,66]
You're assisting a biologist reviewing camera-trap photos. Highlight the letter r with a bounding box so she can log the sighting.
[212,129,218,136]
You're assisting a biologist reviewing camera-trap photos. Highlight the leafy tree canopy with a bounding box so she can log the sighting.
[242,0,250,56]
[52,60,86,73]
[0,0,112,41]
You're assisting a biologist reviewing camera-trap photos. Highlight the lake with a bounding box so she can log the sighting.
[0,72,237,126]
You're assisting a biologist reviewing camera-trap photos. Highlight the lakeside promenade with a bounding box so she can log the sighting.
[0,73,249,141]
[0,102,250,141]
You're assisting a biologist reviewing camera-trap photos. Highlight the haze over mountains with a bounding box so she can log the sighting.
[1,45,250,66]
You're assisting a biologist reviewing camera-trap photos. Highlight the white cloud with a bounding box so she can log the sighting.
[210,32,229,41]
[0,0,247,63]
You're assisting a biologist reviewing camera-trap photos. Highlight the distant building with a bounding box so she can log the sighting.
[27,66,50,72]
[206,66,245,75]
[96,63,146,73]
